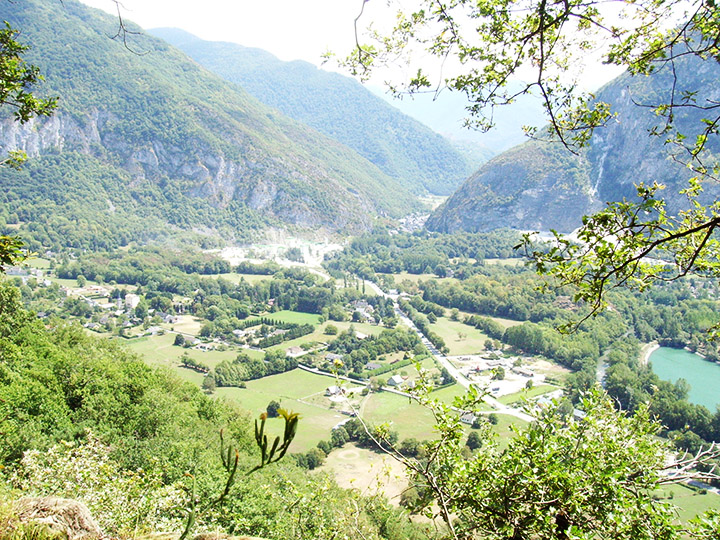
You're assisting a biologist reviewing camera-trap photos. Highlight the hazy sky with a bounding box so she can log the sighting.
[79,0,376,66]
[79,0,621,91]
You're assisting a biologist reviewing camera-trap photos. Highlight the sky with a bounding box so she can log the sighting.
[79,0,622,88]
[79,0,379,67]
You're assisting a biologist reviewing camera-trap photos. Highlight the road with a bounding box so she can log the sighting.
[366,279,534,422]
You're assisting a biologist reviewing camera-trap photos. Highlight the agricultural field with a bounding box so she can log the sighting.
[653,484,719,524]
[267,320,385,353]
[456,310,523,330]
[124,332,262,372]
[266,310,323,325]
[496,384,560,406]
[162,314,204,336]
[24,257,52,269]
[361,390,438,441]
[206,272,273,285]
[484,258,526,267]
[318,443,408,505]
[429,316,491,355]
[216,368,364,450]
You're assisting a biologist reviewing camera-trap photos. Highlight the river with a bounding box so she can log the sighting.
[649,347,720,410]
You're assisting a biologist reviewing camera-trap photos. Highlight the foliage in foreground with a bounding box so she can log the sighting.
[380,383,720,540]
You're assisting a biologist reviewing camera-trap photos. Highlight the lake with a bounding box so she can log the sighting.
[649,347,720,411]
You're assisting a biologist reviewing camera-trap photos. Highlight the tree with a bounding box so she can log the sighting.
[174,333,185,346]
[331,426,349,448]
[266,399,281,418]
[201,374,216,394]
[0,21,57,270]
[344,0,720,336]
[375,385,720,540]
[324,324,338,336]
[465,431,482,451]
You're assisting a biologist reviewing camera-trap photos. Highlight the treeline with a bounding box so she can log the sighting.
[210,350,298,387]
[326,327,425,375]
[324,229,522,279]
[256,323,314,348]
[465,314,506,340]
[398,298,448,354]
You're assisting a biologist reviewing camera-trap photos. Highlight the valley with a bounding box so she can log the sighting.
[1,0,720,539]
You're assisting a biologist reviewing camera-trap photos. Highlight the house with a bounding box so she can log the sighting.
[365,362,382,371]
[157,312,179,324]
[326,385,344,396]
[387,374,405,387]
[459,412,476,425]
[325,353,343,363]
[125,293,140,310]
[286,346,306,357]
[513,367,534,378]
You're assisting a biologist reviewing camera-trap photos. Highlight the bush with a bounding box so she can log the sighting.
[266,400,281,418]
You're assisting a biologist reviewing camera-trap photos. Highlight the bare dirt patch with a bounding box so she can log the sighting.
[318,443,408,505]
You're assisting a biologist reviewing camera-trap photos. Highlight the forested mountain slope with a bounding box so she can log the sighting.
[151,28,471,196]
[0,0,420,251]
[427,53,720,233]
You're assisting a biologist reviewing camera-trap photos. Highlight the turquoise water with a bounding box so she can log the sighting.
[649,347,720,411]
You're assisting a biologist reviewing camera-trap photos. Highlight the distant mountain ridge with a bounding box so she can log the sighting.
[427,53,720,234]
[0,0,422,251]
[151,28,472,196]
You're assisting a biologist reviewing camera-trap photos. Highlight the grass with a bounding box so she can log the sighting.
[457,310,522,329]
[429,384,492,410]
[489,413,528,447]
[429,317,490,355]
[267,310,322,325]
[24,257,51,269]
[362,391,438,441]
[164,315,204,336]
[124,333,262,373]
[484,258,526,267]
[318,443,407,504]
[653,483,719,523]
[216,368,364,450]
[496,384,559,405]
[267,320,385,353]
[207,272,273,285]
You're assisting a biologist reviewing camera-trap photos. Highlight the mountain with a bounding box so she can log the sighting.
[150,28,472,196]
[427,53,720,234]
[367,83,546,156]
[0,0,421,252]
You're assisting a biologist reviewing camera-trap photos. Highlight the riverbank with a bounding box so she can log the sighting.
[640,341,659,365]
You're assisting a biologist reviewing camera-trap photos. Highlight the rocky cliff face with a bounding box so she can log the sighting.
[426,141,599,233]
[427,54,720,233]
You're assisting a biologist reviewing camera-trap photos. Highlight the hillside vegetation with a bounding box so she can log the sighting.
[0,281,426,539]
[0,0,421,251]
[152,28,471,196]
